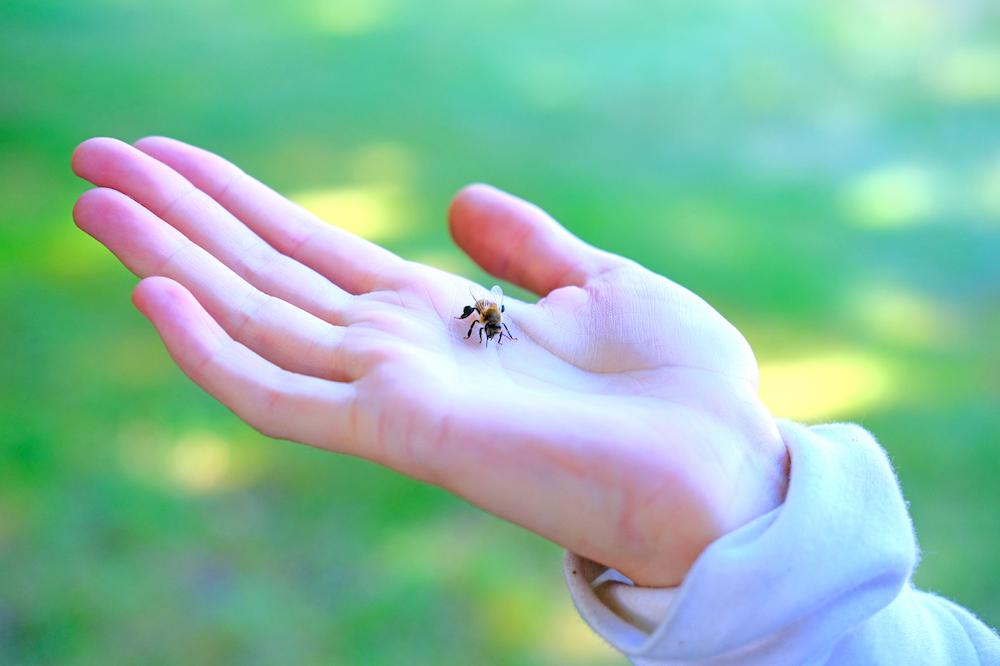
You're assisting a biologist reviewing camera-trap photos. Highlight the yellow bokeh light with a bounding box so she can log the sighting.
[826,0,945,78]
[169,431,233,493]
[927,45,1000,102]
[853,284,961,348]
[758,352,894,422]
[118,422,262,493]
[843,165,936,228]
[291,141,417,242]
[291,185,404,242]
[311,0,392,34]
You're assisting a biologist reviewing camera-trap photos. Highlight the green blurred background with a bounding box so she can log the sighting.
[2,0,999,663]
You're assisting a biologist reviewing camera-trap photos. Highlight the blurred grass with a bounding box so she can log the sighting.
[1,0,999,663]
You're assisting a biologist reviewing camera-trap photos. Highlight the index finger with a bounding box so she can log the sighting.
[133,136,406,296]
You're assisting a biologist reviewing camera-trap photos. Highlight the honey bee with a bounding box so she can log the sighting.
[456,284,517,347]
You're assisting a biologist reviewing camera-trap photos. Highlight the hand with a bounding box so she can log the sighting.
[72,137,789,587]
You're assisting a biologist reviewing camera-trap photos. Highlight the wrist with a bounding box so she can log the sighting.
[610,402,789,588]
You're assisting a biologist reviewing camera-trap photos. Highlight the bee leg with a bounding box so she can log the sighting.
[502,323,517,341]
[465,320,478,339]
[479,326,485,345]
[457,305,477,320]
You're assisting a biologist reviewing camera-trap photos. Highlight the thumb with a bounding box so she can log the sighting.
[448,184,622,297]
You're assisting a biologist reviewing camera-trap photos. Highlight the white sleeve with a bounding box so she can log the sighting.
[564,420,1000,665]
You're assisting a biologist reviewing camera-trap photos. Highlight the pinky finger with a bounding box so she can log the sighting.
[133,276,360,453]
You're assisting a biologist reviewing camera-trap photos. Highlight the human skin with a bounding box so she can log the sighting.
[71,137,790,587]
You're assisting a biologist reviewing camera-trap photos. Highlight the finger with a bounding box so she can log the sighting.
[448,184,624,296]
[131,135,406,295]
[72,137,349,321]
[133,276,365,455]
[75,187,353,381]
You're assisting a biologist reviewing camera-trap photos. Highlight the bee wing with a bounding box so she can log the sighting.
[468,284,488,310]
[468,283,502,310]
[490,284,504,311]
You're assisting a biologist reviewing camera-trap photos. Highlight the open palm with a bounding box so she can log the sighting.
[73,137,788,586]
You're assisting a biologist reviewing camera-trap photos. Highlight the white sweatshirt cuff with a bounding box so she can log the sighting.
[564,420,917,665]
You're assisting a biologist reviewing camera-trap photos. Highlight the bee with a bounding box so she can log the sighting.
[456,284,517,347]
